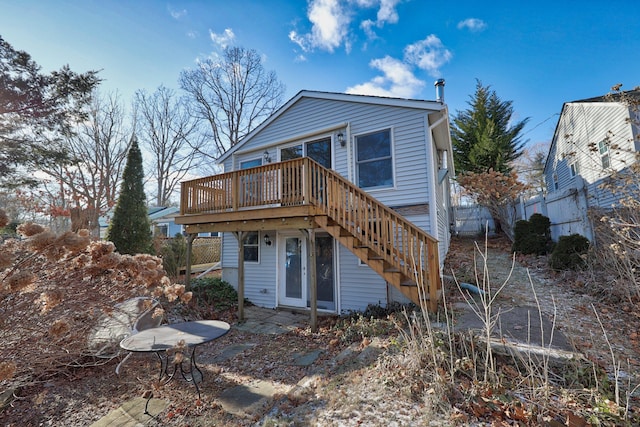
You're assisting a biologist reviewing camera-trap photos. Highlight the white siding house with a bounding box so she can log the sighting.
[177,89,454,316]
[541,90,640,240]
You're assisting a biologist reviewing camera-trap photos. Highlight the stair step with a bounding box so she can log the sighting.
[384,268,401,273]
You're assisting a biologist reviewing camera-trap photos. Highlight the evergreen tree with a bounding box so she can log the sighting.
[1,36,100,188]
[107,135,153,254]
[452,80,529,175]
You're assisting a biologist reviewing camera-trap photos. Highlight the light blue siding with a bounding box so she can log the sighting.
[221,230,277,308]
[337,247,387,313]
[231,98,432,208]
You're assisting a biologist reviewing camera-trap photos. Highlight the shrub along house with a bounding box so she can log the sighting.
[175,86,454,329]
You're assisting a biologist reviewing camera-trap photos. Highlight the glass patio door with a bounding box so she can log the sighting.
[278,232,307,307]
[280,139,331,205]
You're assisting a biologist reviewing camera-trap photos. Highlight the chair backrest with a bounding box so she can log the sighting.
[88,297,163,358]
[132,299,163,332]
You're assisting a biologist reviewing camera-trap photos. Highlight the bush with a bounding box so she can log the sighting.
[512,213,552,255]
[550,234,590,270]
[190,277,238,311]
[159,234,187,279]
[529,213,551,237]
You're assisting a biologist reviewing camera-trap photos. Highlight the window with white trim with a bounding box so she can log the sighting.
[355,129,393,189]
[243,231,259,263]
[569,161,579,178]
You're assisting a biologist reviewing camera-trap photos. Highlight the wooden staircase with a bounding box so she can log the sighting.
[306,159,442,312]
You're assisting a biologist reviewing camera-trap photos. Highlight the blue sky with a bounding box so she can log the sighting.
[1,0,639,147]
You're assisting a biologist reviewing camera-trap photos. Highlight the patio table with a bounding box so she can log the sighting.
[120,320,230,414]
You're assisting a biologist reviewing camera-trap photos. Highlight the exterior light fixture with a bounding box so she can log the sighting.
[263,150,271,163]
[263,234,272,246]
[337,132,345,147]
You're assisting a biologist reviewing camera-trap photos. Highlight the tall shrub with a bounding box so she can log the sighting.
[550,234,590,270]
[512,213,552,255]
[107,135,153,254]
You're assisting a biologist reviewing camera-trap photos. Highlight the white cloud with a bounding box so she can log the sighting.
[289,0,349,52]
[290,0,402,53]
[346,34,452,99]
[346,55,424,98]
[403,35,452,77]
[209,28,235,49]
[168,6,187,19]
[376,0,400,24]
[360,19,377,40]
[457,18,487,32]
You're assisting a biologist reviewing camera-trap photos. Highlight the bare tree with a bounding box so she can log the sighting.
[512,141,549,196]
[134,85,205,206]
[179,47,286,160]
[39,91,130,236]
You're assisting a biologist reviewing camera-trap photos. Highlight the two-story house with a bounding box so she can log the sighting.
[175,88,454,328]
[540,89,640,240]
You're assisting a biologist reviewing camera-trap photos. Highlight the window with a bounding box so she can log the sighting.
[280,138,331,167]
[553,173,559,191]
[569,161,579,178]
[598,140,610,169]
[355,129,393,189]
[243,231,259,262]
[155,224,168,238]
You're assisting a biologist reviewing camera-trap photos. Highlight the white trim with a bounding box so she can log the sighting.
[346,122,353,182]
[426,117,439,243]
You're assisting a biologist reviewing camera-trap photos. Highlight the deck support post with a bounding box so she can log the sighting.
[233,231,246,321]
[184,233,196,290]
[303,229,318,332]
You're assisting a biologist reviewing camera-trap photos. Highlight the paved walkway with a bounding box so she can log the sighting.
[91,306,315,426]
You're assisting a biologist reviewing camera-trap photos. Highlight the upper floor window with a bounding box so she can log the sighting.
[553,173,559,191]
[355,129,393,189]
[569,161,580,178]
[598,140,610,169]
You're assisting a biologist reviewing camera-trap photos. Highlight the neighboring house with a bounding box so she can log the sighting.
[175,88,454,324]
[101,206,216,239]
[536,89,640,240]
[148,206,182,237]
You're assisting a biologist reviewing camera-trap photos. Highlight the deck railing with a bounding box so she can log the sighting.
[180,157,440,301]
[180,159,311,214]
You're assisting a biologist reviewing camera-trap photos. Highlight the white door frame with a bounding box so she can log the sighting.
[277,231,307,307]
